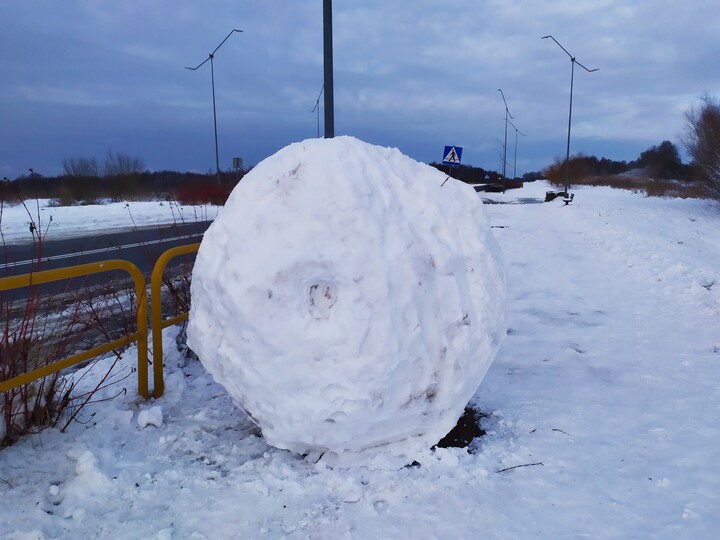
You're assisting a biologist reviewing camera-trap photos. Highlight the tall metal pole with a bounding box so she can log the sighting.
[323,0,335,138]
[210,55,220,184]
[565,60,575,194]
[542,35,598,195]
[508,119,526,180]
[498,89,513,187]
[503,108,508,179]
[514,127,518,179]
[186,29,243,184]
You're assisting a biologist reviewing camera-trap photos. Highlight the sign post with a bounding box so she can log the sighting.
[441,145,462,186]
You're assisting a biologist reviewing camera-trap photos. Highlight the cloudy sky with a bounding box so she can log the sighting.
[1,1,718,179]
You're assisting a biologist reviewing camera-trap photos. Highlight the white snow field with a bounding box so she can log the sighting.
[187,137,507,464]
[0,198,220,245]
[1,179,720,538]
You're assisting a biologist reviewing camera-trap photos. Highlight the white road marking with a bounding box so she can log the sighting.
[1,233,200,270]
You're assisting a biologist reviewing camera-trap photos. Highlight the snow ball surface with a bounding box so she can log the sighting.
[187,136,507,463]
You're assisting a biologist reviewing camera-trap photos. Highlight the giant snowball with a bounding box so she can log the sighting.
[187,136,506,463]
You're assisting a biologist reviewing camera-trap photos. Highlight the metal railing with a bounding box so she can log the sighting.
[1,244,201,400]
[0,260,150,397]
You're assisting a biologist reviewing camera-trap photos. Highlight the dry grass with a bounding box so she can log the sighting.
[550,174,713,200]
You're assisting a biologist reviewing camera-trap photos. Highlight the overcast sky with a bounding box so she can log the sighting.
[2,1,718,179]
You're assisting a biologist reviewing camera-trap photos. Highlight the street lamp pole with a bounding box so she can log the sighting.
[498,89,514,189]
[508,119,525,180]
[186,29,243,184]
[323,0,334,138]
[542,35,598,196]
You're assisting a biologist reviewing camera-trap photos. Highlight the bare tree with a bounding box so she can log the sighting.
[62,157,99,177]
[103,150,145,177]
[682,94,720,197]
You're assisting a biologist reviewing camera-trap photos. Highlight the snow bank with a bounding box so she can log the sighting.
[187,136,506,463]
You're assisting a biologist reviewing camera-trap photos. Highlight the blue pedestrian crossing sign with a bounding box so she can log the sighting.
[442,145,462,165]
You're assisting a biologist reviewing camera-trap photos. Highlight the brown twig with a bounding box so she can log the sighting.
[552,428,569,435]
[496,462,544,473]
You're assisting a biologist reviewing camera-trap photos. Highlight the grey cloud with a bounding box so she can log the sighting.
[1,0,718,179]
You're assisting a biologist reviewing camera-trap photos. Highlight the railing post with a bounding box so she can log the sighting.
[150,243,200,398]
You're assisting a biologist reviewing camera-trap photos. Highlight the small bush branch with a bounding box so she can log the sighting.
[496,462,544,473]
[1,202,137,448]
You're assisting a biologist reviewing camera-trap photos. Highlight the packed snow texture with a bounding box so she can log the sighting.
[187,136,507,462]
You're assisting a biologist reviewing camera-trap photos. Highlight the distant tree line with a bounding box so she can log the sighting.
[543,140,691,186]
[543,94,720,199]
[62,150,146,178]
[1,151,244,206]
[427,163,541,186]
[429,141,693,190]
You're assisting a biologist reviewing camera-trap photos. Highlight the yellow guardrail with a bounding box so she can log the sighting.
[0,260,150,397]
[150,243,200,398]
[1,244,201,401]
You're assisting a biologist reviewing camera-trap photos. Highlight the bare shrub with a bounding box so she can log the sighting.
[1,196,135,448]
[543,154,617,187]
[1,286,135,446]
[682,94,720,198]
[104,150,145,177]
[62,157,99,178]
[578,175,710,199]
[174,182,234,206]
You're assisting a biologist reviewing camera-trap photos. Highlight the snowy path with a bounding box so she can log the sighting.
[479,186,720,537]
[1,183,719,539]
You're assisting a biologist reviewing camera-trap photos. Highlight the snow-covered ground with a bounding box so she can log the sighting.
[0,199,220,245]
[2,181,719,539]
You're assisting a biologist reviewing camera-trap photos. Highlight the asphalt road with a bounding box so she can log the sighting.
[1,220,212,301]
